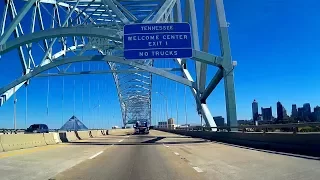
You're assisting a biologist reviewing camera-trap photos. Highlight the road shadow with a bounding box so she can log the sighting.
[141,137,165,143]
[68,140,207,146]
[67,135,208,146]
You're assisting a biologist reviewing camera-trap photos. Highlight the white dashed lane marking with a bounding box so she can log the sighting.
[89,151,103,159]
[192,167,203,173]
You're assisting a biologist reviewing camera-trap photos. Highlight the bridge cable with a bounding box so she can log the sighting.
[73,66,76,116]
[165,58,168,119]
[176,77,179,126]
[105,72,109,129]
[184,85,187,126]
[88,63,91,129]
[13,87,17,129]
[25,85,28,128]
[46,70,50,121]
[62,76,65,126]
[82,62,84,123]
[170,60,173,118]
[98,64,100,129]
[104,72,107,129]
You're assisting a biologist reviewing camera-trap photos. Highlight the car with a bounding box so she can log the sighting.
[25,124,49,133]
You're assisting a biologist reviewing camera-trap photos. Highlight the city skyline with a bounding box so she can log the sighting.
[250,99,320,122]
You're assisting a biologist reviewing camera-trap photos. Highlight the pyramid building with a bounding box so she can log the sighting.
[60,115,88,131]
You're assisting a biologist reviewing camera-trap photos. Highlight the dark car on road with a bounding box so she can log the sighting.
[25,124,49,133]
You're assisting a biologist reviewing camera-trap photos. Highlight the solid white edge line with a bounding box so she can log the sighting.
[89,151,103,159]
[174,152,180,156]
[118,139,124,142]
[193,167,203,173]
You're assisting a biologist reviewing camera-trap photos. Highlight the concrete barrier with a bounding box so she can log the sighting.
[102,130,107,136]
[108,128,134,136]
[0,133,47,151]
[52,132,61,143]
[59,131,79,142]
[0,136,3,152]
[98,130,104,136]
[43,133,57,145]
[156,129,320,157]
[89,130,98,138]
[77,131,90,140]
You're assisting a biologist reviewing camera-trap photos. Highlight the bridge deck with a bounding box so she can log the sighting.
[0,130,319,180]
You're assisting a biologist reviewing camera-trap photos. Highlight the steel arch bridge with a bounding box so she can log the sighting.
[0,0,237,129]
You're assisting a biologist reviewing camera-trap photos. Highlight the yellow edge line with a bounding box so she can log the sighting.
[0,144,66,159]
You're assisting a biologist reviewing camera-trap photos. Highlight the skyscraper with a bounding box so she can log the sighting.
[213,116,225,127]
[314,106,320,122]
[303,103,311,120]
[261,107,272,121]
[252,100,258,121]
[277,101,284,120]
[291,104,298,118]
[298,107,304,119]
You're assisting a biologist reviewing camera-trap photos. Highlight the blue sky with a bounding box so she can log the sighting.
[0,0,320,129]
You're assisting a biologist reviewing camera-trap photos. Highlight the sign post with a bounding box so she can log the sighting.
[123,23,192,60]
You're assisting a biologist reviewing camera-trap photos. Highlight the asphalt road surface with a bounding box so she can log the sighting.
[52,133,205,180]
[1,130,320,180]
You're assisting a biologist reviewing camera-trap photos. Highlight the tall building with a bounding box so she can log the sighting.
[303,103,311,120]
[167,118,174,129]
[213,116,225,127]
[283,108,288,118]
[298,107,304,119]
[252,99,259,121]
[291,104,298,118]
[261,107,272,121]
[158,121,167,128]
[314,106,320,122]
[277,101,284,120]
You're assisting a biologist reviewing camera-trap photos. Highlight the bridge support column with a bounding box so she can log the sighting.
[215,0,238,130]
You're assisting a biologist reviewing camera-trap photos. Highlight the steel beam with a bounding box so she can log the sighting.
[172,0,217,129]
[152,0,176,23]
[200,68,223,103]
[175,58,217,129]
[188,0,207,94]
[0,55,195,96]
[102,0,130,24]
[0,27,121,55]
[214,0,237,129]
[113,0,138,22]
[0,0,37,45]
[35,68,181,77]
[191,50,223,67]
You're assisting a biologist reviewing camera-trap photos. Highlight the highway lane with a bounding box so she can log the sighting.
[152,130,320,180]
[0,135,127,180]
[53,133,205,180]
[1,130,319,180]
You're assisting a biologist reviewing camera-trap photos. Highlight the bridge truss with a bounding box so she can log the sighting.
[0,0,237,129]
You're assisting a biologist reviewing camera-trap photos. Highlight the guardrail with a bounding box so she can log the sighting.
[174,122,320,134]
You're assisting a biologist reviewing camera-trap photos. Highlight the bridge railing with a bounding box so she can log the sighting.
[174,122,320,134]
